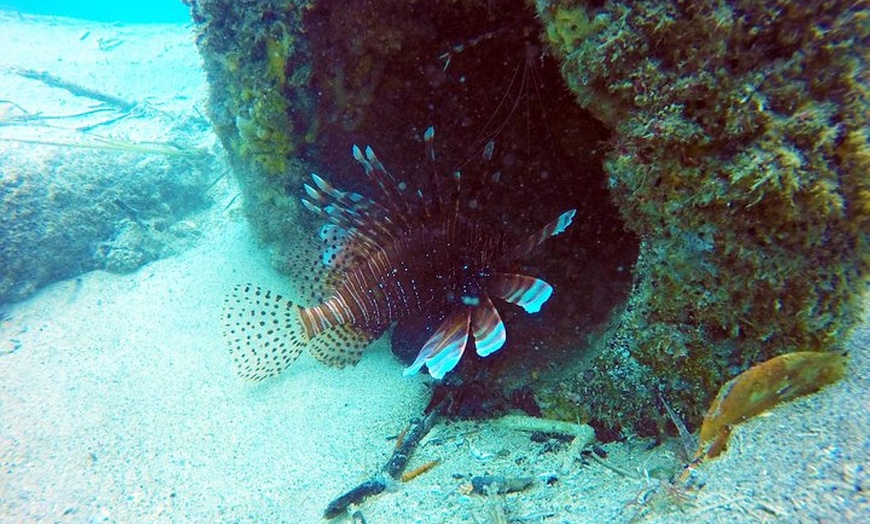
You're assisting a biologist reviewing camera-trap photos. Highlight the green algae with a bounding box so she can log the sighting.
[535,0,869,431]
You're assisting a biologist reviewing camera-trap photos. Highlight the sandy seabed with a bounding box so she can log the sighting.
[0,11,868,524]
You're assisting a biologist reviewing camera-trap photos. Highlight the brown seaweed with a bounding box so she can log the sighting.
[696,351,847,460]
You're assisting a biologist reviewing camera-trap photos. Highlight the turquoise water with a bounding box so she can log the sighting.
[0,0,189,23]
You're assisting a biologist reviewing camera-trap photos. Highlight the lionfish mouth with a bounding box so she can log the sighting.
[222,126,575,381]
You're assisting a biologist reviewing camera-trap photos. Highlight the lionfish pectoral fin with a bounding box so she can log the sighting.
[471,296,506,357]
[222,284,308,381]
[504,209,577,261]
[488,273,554,314]
[403,309,471,379]
[308,323,373,368]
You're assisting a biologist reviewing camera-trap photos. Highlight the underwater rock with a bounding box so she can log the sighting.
[0,147,215,304]
[470,475,535,495]
[535,0,869,432]
[94,219,193,274]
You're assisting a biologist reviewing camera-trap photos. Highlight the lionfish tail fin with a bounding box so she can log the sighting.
[504,209,576,261]
[404,308,471,379]
[222,284,308,381]
[488,273,554,314]
[471,296,506,357]
[308,323,372,368]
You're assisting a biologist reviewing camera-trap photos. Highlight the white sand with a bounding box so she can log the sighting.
[1,215,430,523]
[1,11,867,524]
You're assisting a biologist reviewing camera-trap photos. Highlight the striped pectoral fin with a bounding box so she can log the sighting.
[404,308,471,379]
[471,295,506,357]
[487,273,554,314]
[504,209,576,261]
[308,323,374,368]
[222,284,309,381]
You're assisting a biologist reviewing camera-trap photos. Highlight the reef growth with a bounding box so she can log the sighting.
[536,0,869,432]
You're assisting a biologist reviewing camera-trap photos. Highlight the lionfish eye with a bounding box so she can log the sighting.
[461,295,480,306]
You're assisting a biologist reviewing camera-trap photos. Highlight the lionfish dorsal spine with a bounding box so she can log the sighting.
[423,126,448,214]
[352,144,418,228]
[463,139,499,211]
[301,172,399,251]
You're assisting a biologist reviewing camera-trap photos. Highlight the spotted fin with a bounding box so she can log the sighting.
[404,308,471,379]
[503,209,576,262]
[318,223,351,269]
[316,223,367,295]
[471,296,506,357]
[222,284,308,381]
[487,273,553,314]
[308,322,373,368]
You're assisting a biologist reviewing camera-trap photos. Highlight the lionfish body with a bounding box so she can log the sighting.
[223,128,575,380]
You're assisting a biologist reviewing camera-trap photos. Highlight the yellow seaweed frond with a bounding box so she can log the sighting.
[400,459,440,483]
[0,135,204,158]
[696,351,847,460]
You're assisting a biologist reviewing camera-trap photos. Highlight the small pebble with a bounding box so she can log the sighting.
[470,475,534,495]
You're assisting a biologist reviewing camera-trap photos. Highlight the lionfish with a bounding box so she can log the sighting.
[223,127,575,380]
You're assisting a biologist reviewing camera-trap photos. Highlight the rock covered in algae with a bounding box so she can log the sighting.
[0,146,213,304]
[534,0,869,433]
